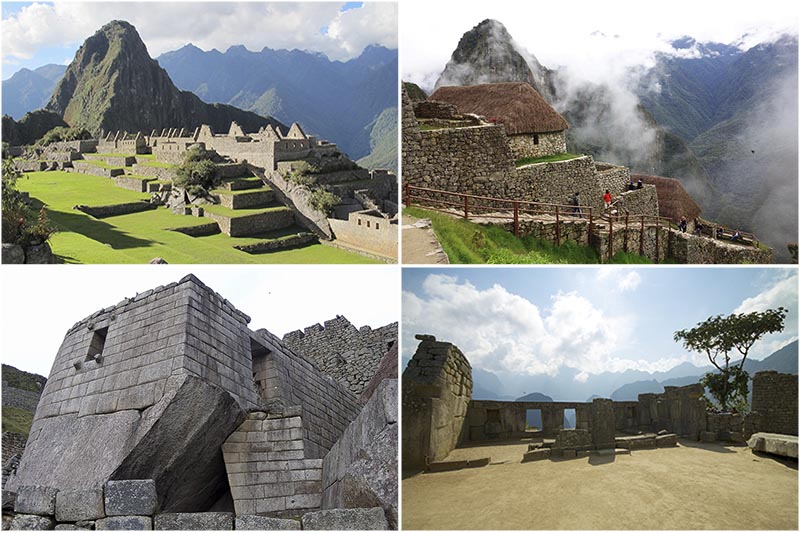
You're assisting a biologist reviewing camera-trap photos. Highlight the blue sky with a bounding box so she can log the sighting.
[402,267,798,377]
[2,1,395,79]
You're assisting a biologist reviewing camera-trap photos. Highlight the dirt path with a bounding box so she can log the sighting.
[402,440,798,530]
[401,214,449,264]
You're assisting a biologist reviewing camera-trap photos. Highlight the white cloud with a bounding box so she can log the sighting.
[594,268,642,292]
[403,275,672,377]
[618,271,641,292]
[732,271,798,360]
[2,2,397,64]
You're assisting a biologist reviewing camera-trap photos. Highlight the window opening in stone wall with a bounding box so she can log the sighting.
[525,409,542,431]
[85,327,108,362]
[533,133,540,145]
[563,408,576,429]
[376,222,380,230]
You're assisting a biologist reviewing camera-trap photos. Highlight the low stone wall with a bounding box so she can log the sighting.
[71,161,124,178]
[168,223,220,237]
[413,100,460,119]
[217,163,251,179]
[1,383,41,413]
[112,176,152,193]
[74,202,157,219]
[13,161,47,172]
[103,156,135,167]
[615,186,659,216]
[518,156,603,210]
[234,233,317,254]
[671,232,773,264]
[205,209,296,237]
[217,190,274,210]
[507,131,566,160]
[130,164,175,180]
[503,218,591,246]
[706,413,747,443]
[594,222,672,263]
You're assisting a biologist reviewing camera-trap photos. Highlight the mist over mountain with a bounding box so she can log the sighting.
[157,43,398,162]
[2,64,66,119]
[425,19,798,260]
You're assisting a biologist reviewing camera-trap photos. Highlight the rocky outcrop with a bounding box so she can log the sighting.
[46,21,281,136]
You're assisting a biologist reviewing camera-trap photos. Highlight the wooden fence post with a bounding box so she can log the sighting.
[639,215,645,256]
[464,195,469,220]
[655,217,660,264]
[513,202,519,237]
[555,206,561,246]
[608,215,613,261]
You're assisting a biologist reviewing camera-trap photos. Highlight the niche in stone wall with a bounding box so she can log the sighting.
[563,408,576,429]
[85,326,108,364]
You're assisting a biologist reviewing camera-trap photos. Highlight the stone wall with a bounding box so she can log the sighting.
[71,161,124,178]
[401,336,472,468]
[112,176,151,193]
[594,223,672,263]
[636,384,706,439]
[283,316,397,397]
[466,400,592,440]
[327,212,398,260]
[216,190,275,210]
[130,164,175,180]
[751,371,798,436]
[517,156,603,210]
[507,131,566,159]
[74,202,157,219]
[250,328,361,460]
[615,186,659,216]
[322,379,397,528]
[413,101,461,120]
[204,208,296,238]
[596,163,631,197]
[671,232,773,264]
[1,383,41,412]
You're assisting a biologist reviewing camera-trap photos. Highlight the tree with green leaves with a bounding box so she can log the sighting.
[674,307,787,412]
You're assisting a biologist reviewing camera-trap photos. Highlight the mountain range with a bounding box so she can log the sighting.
[415,19,798,260]
[2,21,398,172]
[469,340,797,402]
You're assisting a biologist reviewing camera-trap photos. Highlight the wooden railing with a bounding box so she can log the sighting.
[694,217,760,248]
[404,184,595,246]
[599,212,674,262]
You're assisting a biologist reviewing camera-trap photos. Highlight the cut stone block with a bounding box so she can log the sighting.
[562,449,577,459]
[55,525,90,530]
[96,515,153,530]
[301,507,388,530]
[104,480,158,516]
[747,432,798,458]
[700,431,717,442]
[2,491,16,512]
[427,460,467,472]
[153,512,234,530]
[656,434,679,447]
[234,515,300,530]
[15,485,58,515]
[465,457,491,468]
[56,489,105,522]
[521,448,551,462]
[9,514,56,530]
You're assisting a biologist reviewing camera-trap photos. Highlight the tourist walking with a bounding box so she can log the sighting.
[678,216,687,232]
[571,192,582,218]
[603,189,612,210]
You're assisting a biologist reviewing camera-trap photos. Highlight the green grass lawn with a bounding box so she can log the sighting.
[16,171,376,264]
[515,153,582,167]
[405,207,652,264]
[2,406,34,436]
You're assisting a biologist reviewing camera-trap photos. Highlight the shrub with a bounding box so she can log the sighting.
[35,126,92,146]
[309,189,340,215]
[1,159,56,246]
[174,147,220,194]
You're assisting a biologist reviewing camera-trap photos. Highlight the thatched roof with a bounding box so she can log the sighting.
[429,82,568,134]
[632,174,701,222]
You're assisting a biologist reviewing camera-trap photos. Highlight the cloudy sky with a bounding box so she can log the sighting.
[1,1,397,79]
[1,265,399,376]
[403,267,798,380]
[401,0,799,91]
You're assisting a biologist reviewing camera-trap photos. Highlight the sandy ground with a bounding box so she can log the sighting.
[402,439,798,530]
[401,214,449,264]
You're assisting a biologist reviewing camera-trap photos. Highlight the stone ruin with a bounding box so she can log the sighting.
[402,335,798,470]
[2,275,397,530]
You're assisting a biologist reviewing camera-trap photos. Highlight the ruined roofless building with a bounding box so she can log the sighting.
[6,275,397,525]
[429,82,569,160]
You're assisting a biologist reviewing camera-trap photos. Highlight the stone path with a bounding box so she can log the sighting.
[401,214,449,264]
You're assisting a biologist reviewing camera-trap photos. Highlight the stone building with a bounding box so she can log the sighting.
[429,82,568,159]
[403,335,797,469]
[4,276,397,529]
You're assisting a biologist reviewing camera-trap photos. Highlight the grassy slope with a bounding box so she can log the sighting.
[16,171,376,264]
[1,364,45,393]
[405,207,651,264]
[2,407,34,436]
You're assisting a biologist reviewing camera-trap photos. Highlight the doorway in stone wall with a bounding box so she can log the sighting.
[525,409,542,431]
[563,408,576,429]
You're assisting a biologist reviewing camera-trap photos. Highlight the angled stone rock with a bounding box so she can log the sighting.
[15,485,58,516]
[301,507,389,530]
[747,432,798,458]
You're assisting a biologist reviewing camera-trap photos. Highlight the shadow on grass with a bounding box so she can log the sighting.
[35,199,158,250]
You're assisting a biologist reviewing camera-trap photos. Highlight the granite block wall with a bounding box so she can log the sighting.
[507,131,566,159]
[751,371,798,436]
[283,317,397,396]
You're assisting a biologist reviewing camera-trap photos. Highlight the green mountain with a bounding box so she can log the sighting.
[356,107,397,173]
[2,109,68,146]
[2,364,47,437]
[46,20,280,136]
[2,64,67,119]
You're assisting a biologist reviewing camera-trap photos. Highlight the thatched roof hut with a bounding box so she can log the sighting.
[429,82,568,134]
[632,174,701,222]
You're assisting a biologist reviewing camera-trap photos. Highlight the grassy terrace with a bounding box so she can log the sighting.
[16,171,376,264]
[405,206,651,264]
[515,153,582,167]
[201,203,287,217]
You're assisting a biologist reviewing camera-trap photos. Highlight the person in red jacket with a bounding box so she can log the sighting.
[603,189,612,209]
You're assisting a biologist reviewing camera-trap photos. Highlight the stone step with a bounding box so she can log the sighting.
[222,176,264,191]
[211,187,275,210]
[233,232,318,254]
[203,205,296,237]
